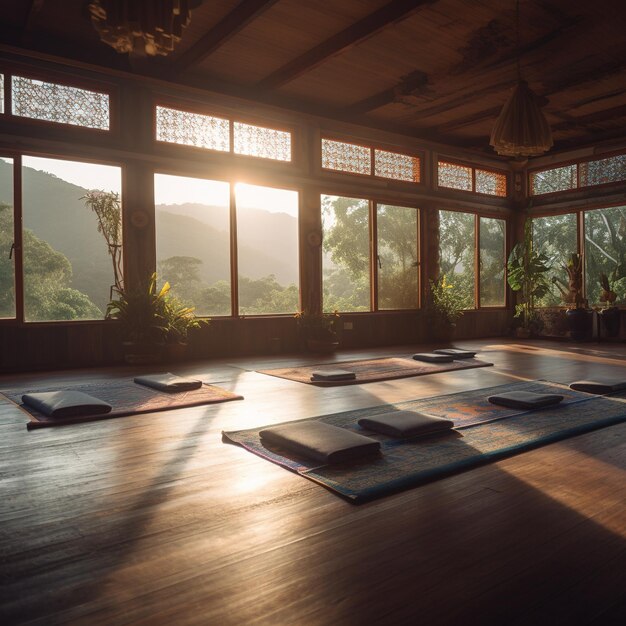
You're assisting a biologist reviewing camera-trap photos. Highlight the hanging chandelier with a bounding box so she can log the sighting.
[490,1,553,158]
[88,1,195,57]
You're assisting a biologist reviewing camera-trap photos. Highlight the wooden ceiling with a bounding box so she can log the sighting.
[1,0,625,156]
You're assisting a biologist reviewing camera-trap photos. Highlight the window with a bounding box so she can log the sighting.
[321,138,421,183]
[438,160,507,197]
[584,205,626,305]
[235,183,299,314]
[531,213,578,306]
[155,105,292,162]
[155,176,299,317]
[12,75,110,130]
[155,174,231,316]
[479,217,506,306]
[439,210,475,308]
[155,106,229,152]
[0,157,14,318]
[22,156,122,321]
[530,153,626,196]
[377,204,419,310]
[0,74,4,114]
[322,195,419,312]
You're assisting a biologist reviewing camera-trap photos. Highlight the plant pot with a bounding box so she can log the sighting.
[122,342,162,365]
[164,342,188,362]
[515,326,532,339]
[599,306,621,338]
[306,338,339,354]
[565,308,592,341]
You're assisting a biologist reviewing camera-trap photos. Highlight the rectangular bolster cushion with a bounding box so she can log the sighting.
[358,410,454,438]
[134,373,203,392]
[310,369,357,381]
[488,391,564,410]
[22,390,112,418]
[433,348,476,359]
[569,378,626,394]
[412,352,454,363]
[260,421,380,464]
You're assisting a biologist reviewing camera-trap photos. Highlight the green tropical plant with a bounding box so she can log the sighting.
[294,309,340,341]
[428,274,465,327]
[507,220,551,331]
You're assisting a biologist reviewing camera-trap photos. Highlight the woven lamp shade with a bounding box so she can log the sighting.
[490,80,553,157]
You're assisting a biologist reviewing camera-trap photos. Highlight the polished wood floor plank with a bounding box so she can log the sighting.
[0,339,625,625]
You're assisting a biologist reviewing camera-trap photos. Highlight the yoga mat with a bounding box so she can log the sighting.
[2,378,243,430]
[258,356,493,386]
[223,381,626,503]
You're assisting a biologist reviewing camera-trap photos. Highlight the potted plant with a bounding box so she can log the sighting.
[598,272,620,337]
[161,288,209,360]
[294,309,341,353]
[559,252,591,340]
[506,221,551,338]
[425,274,465,342]
[106,273,207,363]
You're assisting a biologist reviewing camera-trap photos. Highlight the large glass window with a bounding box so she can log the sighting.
[584,205,626,305]
[322,195,370,312]
[532,213,578,306]
[155,174,231,316]
[0,157,15,318]
[22,156,122,321]
[479,217,506,306]
[439,210,476,308]
[235,183,299,314]
[377,204,419,310]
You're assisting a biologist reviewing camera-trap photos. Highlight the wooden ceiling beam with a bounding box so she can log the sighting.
[172,0,280,73]
[552,104,626,130]
[257,0,437,90]
[23,0,45,34]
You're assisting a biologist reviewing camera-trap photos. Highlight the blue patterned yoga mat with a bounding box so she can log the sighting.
[222,381,626,503]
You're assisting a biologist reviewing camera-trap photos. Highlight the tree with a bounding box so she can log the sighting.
[158,255,203,305]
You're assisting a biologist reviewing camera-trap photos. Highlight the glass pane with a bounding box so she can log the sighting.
[479,217,506,306]
[321,139,371,175]
[374,150,421,183]
[322,194,370,312]
[579,155,626,187]
[0,74,4,114]
[235,183,299,315]
[584,205,626,305]
[155,106,229,151]
[439,210,475,308]
[530,165,577,195]
[532,213,578,306]
[12,76,109,130]
[377,204,419,310]
[155,174,231,317]
[0,157,15,318]
[438,161,472,191]
[22,156,122,321]
[475,169,507,197]
[233,122,291,161]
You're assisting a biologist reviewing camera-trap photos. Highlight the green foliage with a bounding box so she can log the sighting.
[507,220,551,330]
[295,309,340,341]
[428,274,466,326]
[106,273,208,346]
[439,211,475,309]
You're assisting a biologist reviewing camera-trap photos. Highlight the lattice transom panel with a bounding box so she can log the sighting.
[322,139,371,175]
[12,76,110,130]
[579,155,626,187]
[476,169,507,197]
[530,165,577,195]
[374,149,420,183]
[438,161,472,191]
[156,106,229,151]
[233,122,291,161]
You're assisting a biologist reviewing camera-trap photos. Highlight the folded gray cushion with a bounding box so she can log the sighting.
[310,369,356,381]
[433,348,476,359]
[358,411,454,438]
[569,378,626,394]
[134,373,203,392]
[488,391,564,410]
[22,391,112,418]
[412,352,454,363]
[260,421,380,464]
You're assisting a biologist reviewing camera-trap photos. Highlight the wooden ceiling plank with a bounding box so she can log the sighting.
[257,0,437,90]
[23,0,45,35]
[173,0,280,73]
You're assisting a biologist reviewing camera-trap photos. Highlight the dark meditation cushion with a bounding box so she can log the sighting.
[569,378,626,394]
[310,369,357,381]
[487,391,564,410]
[134,373,203,392]
[358,410,454,438]
[22,390,112,418]
[412,352,454,363]
[259,421,380,464]
[433,348,477,359]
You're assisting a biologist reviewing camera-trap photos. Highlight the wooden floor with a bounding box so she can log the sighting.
[1,339,625,625]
